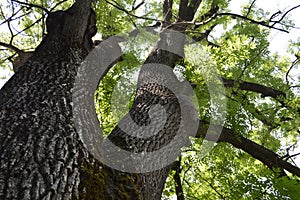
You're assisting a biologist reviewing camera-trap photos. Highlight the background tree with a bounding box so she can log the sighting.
[0,0,300,199]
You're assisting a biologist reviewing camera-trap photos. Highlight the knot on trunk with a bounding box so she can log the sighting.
[13,51,34,72]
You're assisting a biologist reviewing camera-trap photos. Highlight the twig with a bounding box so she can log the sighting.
[270,4,300,26]
[165,13,217,30]
[50,0,69,11]
[105,0,163,23]
[246,0,257,17]
[217,12,289,33]
[11,0,49,13]
[286,57,300,85]
[0,6,15,44]
[16,17,43,36]
[0,7,23,26]
[131,1,144,12]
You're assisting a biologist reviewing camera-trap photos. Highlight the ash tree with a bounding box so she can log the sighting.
[0,0,300,199]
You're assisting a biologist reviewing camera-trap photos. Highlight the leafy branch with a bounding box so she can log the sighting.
[196,120,300,177]
[222,78,286,99]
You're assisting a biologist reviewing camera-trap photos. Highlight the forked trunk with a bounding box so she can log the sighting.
[0,0,197,199]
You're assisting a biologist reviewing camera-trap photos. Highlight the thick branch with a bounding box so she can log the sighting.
[196,120,300,177]
[163,0,173,25]
[173,160,184,200]
[178,0,202,21]
[222,78,286,99]
[0,41,24,54]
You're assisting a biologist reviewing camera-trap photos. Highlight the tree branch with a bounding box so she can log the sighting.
[105,0,162,23]
[199,175,226,199]
[0,7,23,26]
[15,17,43,36]
[198,3,219,23]
[178,0,202,21]
[217,12,289,33]
[286,57,300,85]
[222,78,286,99]
[0,41,24,54]
[163,0,173,25]
[270,5,300,26]
[196,120,300,177]
[245,0,257,17]
[188,0,202,16]
[221,78,300,115]
[172,159,184,200]
[234,93,279,128]
[50,0,69,11]
[11,0,49,13]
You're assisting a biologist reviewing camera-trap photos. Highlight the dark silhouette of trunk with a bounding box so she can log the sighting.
[0,0,200,199]
[0,1,101,199]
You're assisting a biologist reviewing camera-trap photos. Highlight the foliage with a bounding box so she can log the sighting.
[1,0,300,199]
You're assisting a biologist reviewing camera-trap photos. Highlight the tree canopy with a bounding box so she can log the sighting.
[1,0,300,199]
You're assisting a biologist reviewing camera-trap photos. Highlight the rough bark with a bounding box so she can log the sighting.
[97,1,202,199]
[0,1,105,199]
[104,35,185,199]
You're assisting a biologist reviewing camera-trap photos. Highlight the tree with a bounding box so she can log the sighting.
[0,0,300,199]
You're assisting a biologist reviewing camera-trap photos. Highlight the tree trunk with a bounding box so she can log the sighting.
[0,0,199,199]
[0,1,99,199]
